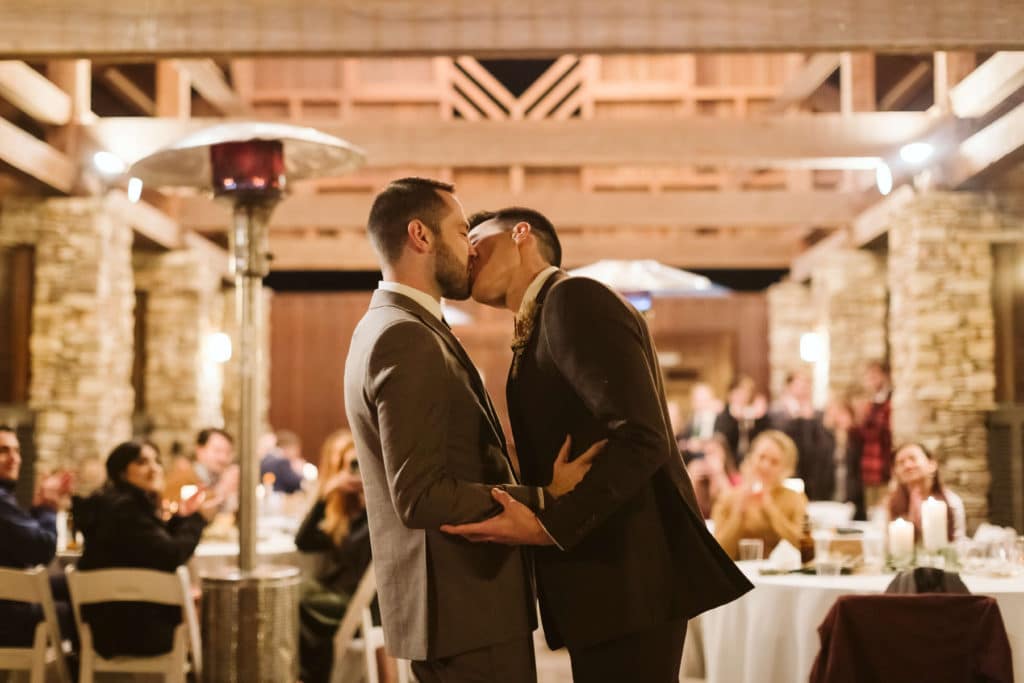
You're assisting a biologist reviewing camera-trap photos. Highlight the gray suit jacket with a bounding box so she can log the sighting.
[344,289,537,661]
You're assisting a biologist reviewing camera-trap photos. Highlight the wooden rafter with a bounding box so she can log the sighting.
[105,189,182,248]
[180,190,859,233]
[949,52,1024,119]
[947,101,1024,188]
[0,61,71,125]
[878,61,931,111]
[176,59,249,115]
[84,113,938,170]
[0,1,1021,57]
[767,53,840,113]
[99,67,156,115]
[0,117,77,192]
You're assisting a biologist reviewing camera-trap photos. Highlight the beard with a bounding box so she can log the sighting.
[434,238,471,300]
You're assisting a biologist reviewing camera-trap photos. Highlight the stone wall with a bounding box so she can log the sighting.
[811,249,888,398]
[135,249,226,457]
[888,192,1003,528]
[766,281,814,400]
[0,197,135,472]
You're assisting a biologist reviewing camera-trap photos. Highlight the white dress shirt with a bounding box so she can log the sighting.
[378,281,443,321]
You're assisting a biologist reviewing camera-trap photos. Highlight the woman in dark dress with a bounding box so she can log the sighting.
[295,429,372,683]
[72,440,218,658]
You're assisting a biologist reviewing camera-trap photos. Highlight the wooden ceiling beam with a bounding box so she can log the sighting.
[180,190,859,232]
[767,53,840,113]
[176,59,249,115]
[0,61,71,125]
[879,61,931,111]
[269,231,799,271]
[0,117,77,192]
[99,67,156,115]
[0,1,1020,57]
[105,189,182,248]
[947,101,1024,188]
[84,113,938,170]
[949,52,1024,119]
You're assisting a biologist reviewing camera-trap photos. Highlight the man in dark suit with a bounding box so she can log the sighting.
[442,207,753,682]
[344,180,597,683]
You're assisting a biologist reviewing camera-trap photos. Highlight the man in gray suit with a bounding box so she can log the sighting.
[344,178,597,682]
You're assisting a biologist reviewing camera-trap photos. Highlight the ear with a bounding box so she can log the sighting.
[511,221,533,244]
[406,219,433,254]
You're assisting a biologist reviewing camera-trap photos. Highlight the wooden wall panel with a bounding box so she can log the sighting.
[268,289,769,463]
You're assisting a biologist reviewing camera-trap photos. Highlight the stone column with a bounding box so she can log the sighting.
[887,192,1001,529]
[135,249,226,456]
[0,197,135,472]
[811,249,888,398]
[767,281,814,400]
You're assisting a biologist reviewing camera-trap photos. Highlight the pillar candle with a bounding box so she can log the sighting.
[921,496,949,551]
[888,517,914,558]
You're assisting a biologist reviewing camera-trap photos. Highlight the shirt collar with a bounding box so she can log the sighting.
[515,267,560,324]
[378,281,444,322]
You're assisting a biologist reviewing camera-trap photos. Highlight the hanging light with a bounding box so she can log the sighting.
[93,151,126,175]
[126,177,144,203]
[899,142,934,165]
[800,332,823,363]
[874,162,893,196]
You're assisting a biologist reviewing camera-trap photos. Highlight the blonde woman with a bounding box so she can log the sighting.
[295,430,370,683]
[711,430,807,560]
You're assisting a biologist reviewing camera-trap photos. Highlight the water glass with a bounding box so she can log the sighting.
[815,557,843,576]
[738,538,765,562]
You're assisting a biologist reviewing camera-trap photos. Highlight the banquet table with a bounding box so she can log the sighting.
[701,562,1024,683]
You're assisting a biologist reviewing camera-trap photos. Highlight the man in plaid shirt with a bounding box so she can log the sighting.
[858,361,893,512]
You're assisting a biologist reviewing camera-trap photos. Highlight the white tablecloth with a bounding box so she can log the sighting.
[702,563,1024,683]
[189,535,321,580]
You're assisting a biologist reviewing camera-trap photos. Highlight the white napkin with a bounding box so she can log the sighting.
[973,523,1016,545]
[768,539,803,571]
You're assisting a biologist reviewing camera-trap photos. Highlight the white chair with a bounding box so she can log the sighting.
[331,564,409,683]
[360,606,410,683]
[0,566,71,683]
[65,565,201,683]
[331,564,378,683]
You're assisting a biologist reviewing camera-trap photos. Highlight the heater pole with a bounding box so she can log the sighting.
[230,201,273,573]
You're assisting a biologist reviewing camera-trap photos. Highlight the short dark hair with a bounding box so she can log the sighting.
[468,207,562,267]
[367,177,455,264]
[0,426,15,435]
[197,427,233,447]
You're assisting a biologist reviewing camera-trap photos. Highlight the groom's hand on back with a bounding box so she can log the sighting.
[546,435,607,499]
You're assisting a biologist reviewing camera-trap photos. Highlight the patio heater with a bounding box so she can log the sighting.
[130,123,364,681]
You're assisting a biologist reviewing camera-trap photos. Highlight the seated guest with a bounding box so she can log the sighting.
[714,375,769,466]
[72,440,218,658]
[295,430,371,683]
[712,430,807,559]
[260,429,306,494]
[886,443,966,543]
[163,427,238,512]
[0,426,76,647]
[686,433,740,519]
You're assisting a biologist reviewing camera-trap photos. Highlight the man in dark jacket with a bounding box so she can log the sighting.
[442,208,753,682]
[0,426,73,647]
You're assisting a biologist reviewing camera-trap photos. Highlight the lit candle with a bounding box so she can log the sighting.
[920,496,949,551]
[888,518,914,559]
